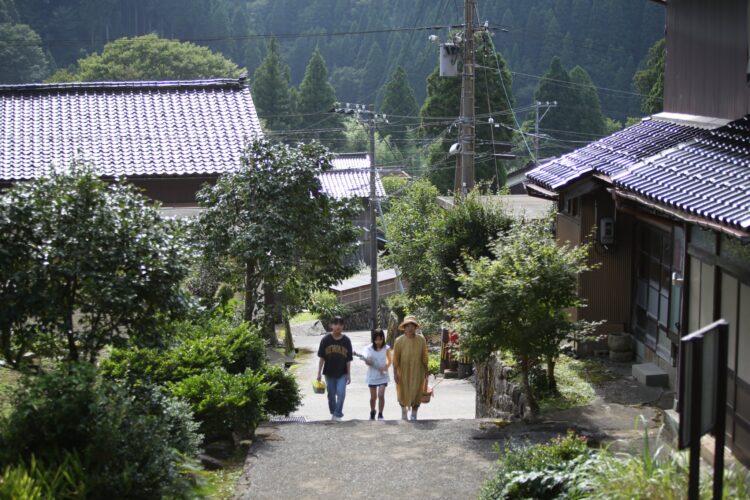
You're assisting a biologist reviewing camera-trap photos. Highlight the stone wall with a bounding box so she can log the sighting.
[475,353,532,420]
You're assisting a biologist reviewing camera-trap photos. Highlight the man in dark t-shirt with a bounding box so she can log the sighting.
[316,316,353,421]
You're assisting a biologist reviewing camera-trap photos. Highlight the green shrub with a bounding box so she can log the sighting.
[0,363,203,498]
[101,316,266,386]
[169,369,270,440]
[263,365,302,417]
[480,431,592,500]
[385,292,410,319]
[308,290,350,324]
[428,352,441,375]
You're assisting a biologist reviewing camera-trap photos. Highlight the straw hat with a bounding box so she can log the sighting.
[398,315,420,331]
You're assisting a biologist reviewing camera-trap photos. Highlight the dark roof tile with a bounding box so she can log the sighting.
[0,78,263,180]
[526,119,704,190]
[613,115,750,230]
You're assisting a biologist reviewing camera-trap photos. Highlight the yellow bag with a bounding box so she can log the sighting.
[312,379,326,394]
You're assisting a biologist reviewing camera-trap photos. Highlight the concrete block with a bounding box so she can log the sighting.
[632,362,669,387]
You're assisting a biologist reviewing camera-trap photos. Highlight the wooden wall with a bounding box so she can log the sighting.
[577,191,633,331]
[665,0,750,119]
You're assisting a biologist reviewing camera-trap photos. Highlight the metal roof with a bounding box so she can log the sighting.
[0,78,263,180]
[613,115,750,230]
[526,118,704,190]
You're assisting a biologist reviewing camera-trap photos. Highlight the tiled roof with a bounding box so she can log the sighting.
[319,168,384,200]
[0,78,263,180]
[613,115,750,230]
[526,119,704,190]
[331,152,369,170]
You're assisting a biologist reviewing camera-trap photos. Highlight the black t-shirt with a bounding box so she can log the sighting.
[317,333,353,378]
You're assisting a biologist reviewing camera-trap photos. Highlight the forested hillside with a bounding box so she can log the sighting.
[2,0,663,120]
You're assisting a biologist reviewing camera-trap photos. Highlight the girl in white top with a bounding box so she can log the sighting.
[364,329,391,420]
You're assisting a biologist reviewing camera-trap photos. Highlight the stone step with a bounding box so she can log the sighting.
[632,362,669,387]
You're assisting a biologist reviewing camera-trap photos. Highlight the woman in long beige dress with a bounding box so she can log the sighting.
[392,315,429,421]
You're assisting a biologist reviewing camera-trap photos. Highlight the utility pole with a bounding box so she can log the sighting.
[367,104,378,332]
[533,100,557,164]
[333,103,387,331]
[455,0,476,196]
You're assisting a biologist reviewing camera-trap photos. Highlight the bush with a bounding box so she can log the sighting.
[101,316,266,386]
[263,365,302,417]
[169,369,270,440]
[480,431,592,500]
[103,313,303,441]
[0,363,203,498]
[308,290,350,324]
[428,352,441,375]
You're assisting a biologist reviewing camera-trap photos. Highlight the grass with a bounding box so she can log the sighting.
[290,311,318,325]
[538,356,618,414]
[202,450,247,499]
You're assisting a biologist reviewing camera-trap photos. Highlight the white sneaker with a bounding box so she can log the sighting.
[333,416,342,421]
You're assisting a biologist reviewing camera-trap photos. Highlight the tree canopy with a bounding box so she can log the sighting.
[196,139,361,339]
[0,22,48,83]
[47,34,243,82]
[0,164,191,365]
[530,57,607,158]
[633,38,665,115]
[380,65,420,145]
[297,47,345,148]
[454,220,593,413]
[252,38,298,132]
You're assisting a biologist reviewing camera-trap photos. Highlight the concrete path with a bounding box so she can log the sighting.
[289,328,476,422]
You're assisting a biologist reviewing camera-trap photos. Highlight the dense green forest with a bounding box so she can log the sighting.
[2,0,662,119]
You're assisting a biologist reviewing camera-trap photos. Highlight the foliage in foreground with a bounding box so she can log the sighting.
[0,163,191,366]
[480,425,750,500]
[102,312,301,439]
[0,363,203,498]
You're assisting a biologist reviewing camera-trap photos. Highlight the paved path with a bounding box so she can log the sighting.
[290,328,476,422]
[234,327,665,499]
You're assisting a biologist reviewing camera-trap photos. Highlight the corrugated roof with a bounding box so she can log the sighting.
[613,115,750,230]
[526,118,704,190]
[319,168,385,200]
[0,78,263,180]
[331,152,369,170]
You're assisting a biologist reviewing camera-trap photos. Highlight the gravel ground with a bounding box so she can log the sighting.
[235,419,500,500]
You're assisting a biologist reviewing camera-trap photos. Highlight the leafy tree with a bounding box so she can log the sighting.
[46,34,242,82]
[252,37,298,132]
[633,38,665,115]
[433,193,514,302]
[380,65,419,145]
[454,220,594,414]
[420,33,515,193]
[0,164,191,365]
[0,23,49,83]
[382,179,444,304]
[297,47,345,148]
[196,139,360,342]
